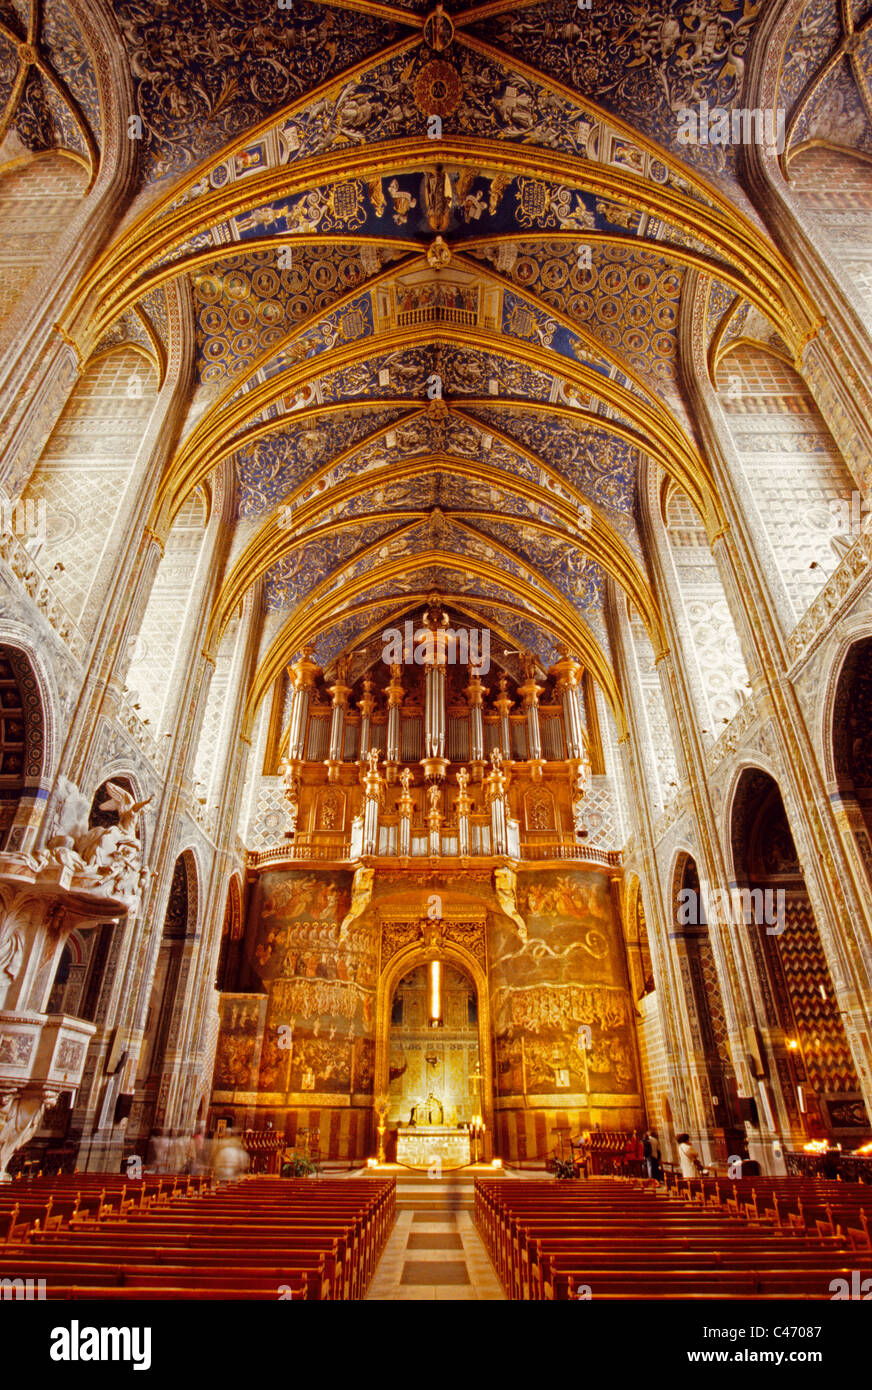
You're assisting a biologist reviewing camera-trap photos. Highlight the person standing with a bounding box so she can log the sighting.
[643,1129,661,1181]
[676,1132,702,1179]
[575,1130,592,1179]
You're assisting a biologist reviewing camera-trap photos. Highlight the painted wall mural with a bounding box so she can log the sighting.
[212,994,267,1094]
[241,869,378,1100]
[212,866,642,1148]
[490,868,640,1116]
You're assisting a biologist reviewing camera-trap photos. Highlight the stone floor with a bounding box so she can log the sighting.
[365,1166,506,1300]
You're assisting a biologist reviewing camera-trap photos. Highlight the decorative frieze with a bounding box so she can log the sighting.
[786,532,872,669]
[0,532,86,663]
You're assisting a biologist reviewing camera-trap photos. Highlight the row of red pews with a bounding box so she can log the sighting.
[0,1174,395,1299]
[474,1175,872,1300]
[665,1171,872,1247]
[0,1173,209,1241]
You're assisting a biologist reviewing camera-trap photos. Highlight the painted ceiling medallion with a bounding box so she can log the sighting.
[427,236,452,270]
[414,59,463,119]
[423,4,455,54]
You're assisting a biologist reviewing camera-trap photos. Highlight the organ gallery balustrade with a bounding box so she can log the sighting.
[246,837,621,869]
[255,755,618,866]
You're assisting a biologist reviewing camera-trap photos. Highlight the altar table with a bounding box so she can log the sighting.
[396,1125,471,1168]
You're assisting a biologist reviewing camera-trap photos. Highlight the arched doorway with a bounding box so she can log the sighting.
[623,875,654,1002]
[730,768,868,1144]
[0,643,45,850]
[670,853,744,1162]
[387,961,481,1127]
[832,637,872,875]
[132,851,198,1164]
[373,937,494,1163]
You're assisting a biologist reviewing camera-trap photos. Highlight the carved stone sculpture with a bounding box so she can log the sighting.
[0,916,24,987]
[280,760,302,837]
[338,864,375,940]
[0,1087,46,1182]
[493,864,527,941]
[35,780,152,909]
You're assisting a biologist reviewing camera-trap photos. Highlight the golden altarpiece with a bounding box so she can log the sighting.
[209,598,645,1164]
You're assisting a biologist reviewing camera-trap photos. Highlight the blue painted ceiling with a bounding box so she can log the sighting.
[9,1,861,682]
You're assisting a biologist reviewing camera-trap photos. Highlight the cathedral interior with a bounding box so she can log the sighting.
[1,0,872,1310]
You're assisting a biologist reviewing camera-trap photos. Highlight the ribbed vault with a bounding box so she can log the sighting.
[41,0,847,734]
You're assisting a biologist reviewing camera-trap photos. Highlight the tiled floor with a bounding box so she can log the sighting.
[365,1169,506,1301]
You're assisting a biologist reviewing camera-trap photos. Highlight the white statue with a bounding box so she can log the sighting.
[38,780,151,906]
[493,865,527,942]
[75,782,151,868]
[51,776,91,838]
[338,864,375,941]
[0,915,24,986]
[0,1088,48,1181]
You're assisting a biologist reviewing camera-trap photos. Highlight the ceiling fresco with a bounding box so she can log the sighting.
[49,0,849,721]
[0,0,100,169]
[234,405,415,516]
[779,0,872,162]
[466,0,764,185]
[466,241,684,405]
[192,246,409,385]
[111,0,406,185]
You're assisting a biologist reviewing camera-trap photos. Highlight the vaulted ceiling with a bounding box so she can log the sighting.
[3,0,869,724]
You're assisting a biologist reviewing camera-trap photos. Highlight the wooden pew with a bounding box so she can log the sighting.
[475,1175,872,1300]
[0,1174,395,1300]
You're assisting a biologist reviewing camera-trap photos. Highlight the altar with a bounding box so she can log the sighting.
[396,1125,471,1169]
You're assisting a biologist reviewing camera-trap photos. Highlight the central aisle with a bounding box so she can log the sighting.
[365,1166,507,1300]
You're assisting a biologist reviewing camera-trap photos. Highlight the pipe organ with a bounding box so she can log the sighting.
[274,604,604,862]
